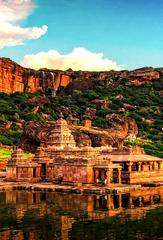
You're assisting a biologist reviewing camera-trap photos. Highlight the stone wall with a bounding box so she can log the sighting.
[129,171,163,184]
[6,166,17,180]
[46,164,94,183]
[0,158,9,171]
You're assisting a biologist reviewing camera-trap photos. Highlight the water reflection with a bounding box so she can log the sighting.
[0,187,162,240]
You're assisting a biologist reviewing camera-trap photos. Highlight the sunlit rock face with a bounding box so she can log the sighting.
[0,58,71,94]
[0,58,162,95]
[105,114,138,143]
[127,67,160,85]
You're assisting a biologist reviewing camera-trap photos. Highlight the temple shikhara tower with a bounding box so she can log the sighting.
[6,115,163,185]
[46,113,76,148]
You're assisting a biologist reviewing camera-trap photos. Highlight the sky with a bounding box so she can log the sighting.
[0,0,163,71]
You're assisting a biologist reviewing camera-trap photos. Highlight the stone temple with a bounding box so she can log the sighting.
[6,115,163,186]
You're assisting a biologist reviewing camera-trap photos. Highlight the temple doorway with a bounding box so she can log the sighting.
[94,169,107,184]
[33,168,36,178]
[41,163,46,180]
[113,169,118,183]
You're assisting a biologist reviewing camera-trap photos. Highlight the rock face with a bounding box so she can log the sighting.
[0,58,71,95]
[127,67,160,85]
[19,115,138,152]
[0,58,162,95]
[20,121,56,152]
[105,114,138,143]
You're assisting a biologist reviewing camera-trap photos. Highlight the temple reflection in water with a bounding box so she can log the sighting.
[0,188,162,240]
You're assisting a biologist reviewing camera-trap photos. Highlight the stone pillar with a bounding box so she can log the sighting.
[129,196,134,208]
[139,196,143,207]
[151,162,154,171]
[149,162,153,171]
[118,169,121,184]
[128,162,132,172]
[95,169,99,183]
[159,162,163,170]
[106,169,111,186]
[154,162,158,171]
[138,162,141,172]
[119,193,122,208]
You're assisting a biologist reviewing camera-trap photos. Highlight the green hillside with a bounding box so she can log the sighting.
[0,77,162,157]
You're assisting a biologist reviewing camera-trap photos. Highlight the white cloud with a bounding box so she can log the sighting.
[0,0,48,48]
[21,48,122,71]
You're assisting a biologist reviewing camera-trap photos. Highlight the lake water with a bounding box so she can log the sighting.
[0,188,162,240]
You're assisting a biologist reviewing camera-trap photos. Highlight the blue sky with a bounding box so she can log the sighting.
[0,0,163,70]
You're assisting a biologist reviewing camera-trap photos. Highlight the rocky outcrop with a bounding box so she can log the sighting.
[20,121,55,152]
[0,58,72,95]
[83,108,97,120]
[127,67,160,85]
[0,58,162,95]
[92,99,111,109]
[19,115,138,152]
[105,114,138,143]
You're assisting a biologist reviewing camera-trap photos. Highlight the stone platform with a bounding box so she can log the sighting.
[0,181,147,195]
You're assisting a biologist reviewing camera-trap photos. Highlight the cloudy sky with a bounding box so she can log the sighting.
[0,0,163,70]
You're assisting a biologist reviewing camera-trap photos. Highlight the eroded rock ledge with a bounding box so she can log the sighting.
[0,58,162,95]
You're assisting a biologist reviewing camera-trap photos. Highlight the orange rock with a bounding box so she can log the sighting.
[0,58,71,94]
[31,106,40,114]
[5,121,13,129]
[0,58,162,95]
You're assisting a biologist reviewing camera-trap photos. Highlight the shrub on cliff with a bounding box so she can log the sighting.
[0,135,13,145]
[0,100,19,115]
[0,130,22,145]
[84,90,100,100]
[24,113,45,122]
[93,117,110,129]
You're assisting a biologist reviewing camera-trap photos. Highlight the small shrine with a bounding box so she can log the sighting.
[6,148,41,182]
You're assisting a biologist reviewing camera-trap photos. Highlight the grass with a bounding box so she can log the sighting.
[0,147,12,159]
[24,153,34,158]
[0,147,34,159]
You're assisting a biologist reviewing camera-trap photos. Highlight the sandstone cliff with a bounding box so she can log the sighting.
[0,58,71,95]
[0,58,162,95]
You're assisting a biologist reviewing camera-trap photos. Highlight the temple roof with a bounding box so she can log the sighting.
[55,117,68,127]
[109,154,163,162]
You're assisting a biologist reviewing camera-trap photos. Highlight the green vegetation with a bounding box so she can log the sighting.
[0,147,12,159]
[0,77,162,157]
[0,147,34,159]
[24,153,34,158]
